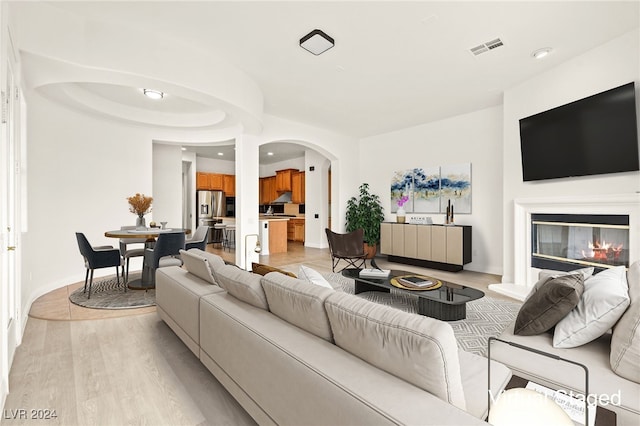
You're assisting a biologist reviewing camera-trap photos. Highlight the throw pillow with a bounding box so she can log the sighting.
[298,265,333,289]
[554,266,630,348]
[514,273,584,336]
[610,261,640,382]
[180,249,217,285]
[538,266,595,282]
[251,262,296,278]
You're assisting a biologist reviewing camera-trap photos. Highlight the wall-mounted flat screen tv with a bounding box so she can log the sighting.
[519,82,639,182]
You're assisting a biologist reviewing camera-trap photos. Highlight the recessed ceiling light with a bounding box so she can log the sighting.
[181,147,186,151]
[142,89,164,100]
[217,152,224,156]
[532,48,552,59]
[267,152,274,156]
[300,29,334,55]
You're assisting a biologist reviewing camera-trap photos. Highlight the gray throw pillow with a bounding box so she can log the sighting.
[514,273,584,336]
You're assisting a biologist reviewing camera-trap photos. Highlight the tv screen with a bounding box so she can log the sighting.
[519,82,639,182]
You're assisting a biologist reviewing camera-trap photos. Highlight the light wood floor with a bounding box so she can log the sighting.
[29,242,509,321]
[7,243,512,425]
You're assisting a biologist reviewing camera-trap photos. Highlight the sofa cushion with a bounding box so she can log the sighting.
[554,266,630,348]
[187,249,226,273]
[324,291,467,411]
[610,261,640,382]
[215,264,269,310]
[514,273,584,335]
[297,264,333,289]
[180,249,217,285]
[252,262,296,278]
[261,272,334,342]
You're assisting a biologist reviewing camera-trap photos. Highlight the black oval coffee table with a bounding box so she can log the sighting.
[341,268,485,321]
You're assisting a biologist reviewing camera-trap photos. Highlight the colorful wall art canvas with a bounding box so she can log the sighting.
[439,163,472,214]
[390,163,472,214]
[413,167,441,213]
[390,169,414,213]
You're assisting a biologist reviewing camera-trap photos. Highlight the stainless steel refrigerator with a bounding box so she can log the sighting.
[197,190,225,243]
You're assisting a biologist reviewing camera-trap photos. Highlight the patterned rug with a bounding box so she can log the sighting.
[69,274,156,310]
[325,272,521,356]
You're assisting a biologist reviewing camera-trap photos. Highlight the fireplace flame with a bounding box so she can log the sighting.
[582,240,624,261]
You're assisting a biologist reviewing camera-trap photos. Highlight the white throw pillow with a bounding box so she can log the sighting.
[297,265,333,289]
[553,266,630,348]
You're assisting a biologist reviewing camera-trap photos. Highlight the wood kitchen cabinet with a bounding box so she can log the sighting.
[223,174,235,196]
[380,223,471,271]
[196,172,224,190]
[287,218,305,242]
[196,172,209,190]
[260,176,277,204]
[291,171,305,204]
[275,169,296,192]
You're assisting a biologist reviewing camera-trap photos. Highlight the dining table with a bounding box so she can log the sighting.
[104,227,191,289]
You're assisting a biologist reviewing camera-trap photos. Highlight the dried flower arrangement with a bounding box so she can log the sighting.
[127,193,153,217]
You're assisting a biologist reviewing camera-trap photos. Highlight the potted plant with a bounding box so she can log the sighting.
[345,183,385,258]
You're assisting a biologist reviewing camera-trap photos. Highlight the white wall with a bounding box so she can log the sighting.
[152,143,183,227]
[304,150,331,249]
[501,28,640,283]
[360,106,504,275]
[196,157,235,174]
[259,156,305,178]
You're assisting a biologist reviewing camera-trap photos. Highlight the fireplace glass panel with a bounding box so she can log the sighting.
[532,214,629,270]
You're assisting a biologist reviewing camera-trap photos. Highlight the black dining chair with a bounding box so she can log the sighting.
[325,228,367,272]
[143,231,185,287]
[75,232,125,299]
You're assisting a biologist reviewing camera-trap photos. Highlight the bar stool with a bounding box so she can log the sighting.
[212,223,226,248]
[223,225,236,251]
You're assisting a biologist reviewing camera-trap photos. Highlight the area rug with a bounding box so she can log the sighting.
[325,272,521,356]
[69,275,156,310]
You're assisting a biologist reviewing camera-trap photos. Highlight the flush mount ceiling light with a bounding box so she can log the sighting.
[142,89,164,100]
[300,29,334,55]
[532,47,552,59]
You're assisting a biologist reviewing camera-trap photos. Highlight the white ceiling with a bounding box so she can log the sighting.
[14,1,640,141]
[183,141,307,164]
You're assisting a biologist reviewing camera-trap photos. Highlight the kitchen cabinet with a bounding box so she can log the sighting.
[260,176,277,204]
[196,172,209,190]
[287,218,305,242]
[292,171,305,204]
[196,172,224,191]
[275,169,296,192]
[380,223,471,271]
[223,174,235,196]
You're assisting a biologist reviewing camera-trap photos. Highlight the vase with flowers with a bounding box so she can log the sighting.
[396,195,408,223]
[127,193,153,229]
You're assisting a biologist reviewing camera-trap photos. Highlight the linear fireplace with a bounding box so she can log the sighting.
[531,214,630,272]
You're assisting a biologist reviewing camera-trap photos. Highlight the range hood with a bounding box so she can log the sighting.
[272,192,292,203]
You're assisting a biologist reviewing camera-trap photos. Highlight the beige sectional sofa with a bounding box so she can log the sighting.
[157,249,512,425]
[491,262,640,425]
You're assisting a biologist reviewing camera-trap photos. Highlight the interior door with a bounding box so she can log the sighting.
[1,38,22,398]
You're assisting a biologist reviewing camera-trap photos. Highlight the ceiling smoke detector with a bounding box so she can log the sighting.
[469,38,504,56]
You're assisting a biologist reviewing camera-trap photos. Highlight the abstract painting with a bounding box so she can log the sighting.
[439,163,472,214]
[390,163,471,214]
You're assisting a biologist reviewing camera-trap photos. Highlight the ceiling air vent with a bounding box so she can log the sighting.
[469,38,504,56]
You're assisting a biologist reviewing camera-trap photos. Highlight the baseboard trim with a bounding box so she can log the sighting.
[488,283,529,301]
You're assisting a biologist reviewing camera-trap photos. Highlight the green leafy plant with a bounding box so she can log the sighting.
[345,183,385,246]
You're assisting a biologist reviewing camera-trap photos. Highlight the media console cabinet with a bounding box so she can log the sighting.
[380,223,472,272]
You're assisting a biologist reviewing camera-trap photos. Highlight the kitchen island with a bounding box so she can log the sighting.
[258,216,290,255]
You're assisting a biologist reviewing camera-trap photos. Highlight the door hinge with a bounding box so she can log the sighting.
[1,90,6,123]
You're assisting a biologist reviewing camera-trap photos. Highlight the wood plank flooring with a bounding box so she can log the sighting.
[6,242,512,425]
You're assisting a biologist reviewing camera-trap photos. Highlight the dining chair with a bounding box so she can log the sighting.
[119,225,147,286]
[325,228,367,272]
[185,225,209,251]
[143,231,185,287]
[75,232,124,299]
